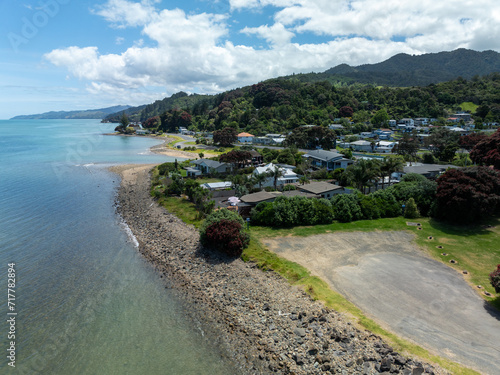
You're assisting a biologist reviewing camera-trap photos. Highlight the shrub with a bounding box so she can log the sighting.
[359,194,381,220]
[251,202,275,226]
[370,189,401,218]
[273,196,298,227]
[200,209,248,256]
[158,162,177,176]
[203,219,249,257]
[331,193,362,223]
[490,265,500,293]
[404,197,420,219]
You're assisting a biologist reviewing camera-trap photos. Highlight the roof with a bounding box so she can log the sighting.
[303,149,344,162]
[297,181,344,195]
[403,164,456,175]
[238,132,254,137]
[248,150,262,157]
[280,190,320,198]
[191,159,226,169]
[350,140,371,146]
[240,191,276,204]
[202,182,232,190]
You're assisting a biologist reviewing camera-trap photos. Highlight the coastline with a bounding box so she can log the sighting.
[111,163,448,375]
[105,132,198,159]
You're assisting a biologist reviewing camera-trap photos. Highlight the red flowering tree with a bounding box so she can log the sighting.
[199,209,249,257]
[490,265,500,293]
[213,127,238,146]
[339,106,354,118]
[433,166,500,223]
[470,129,500,169]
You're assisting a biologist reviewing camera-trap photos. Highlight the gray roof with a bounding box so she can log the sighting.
[403,164,456,175]
[191,158,226,169]
[280,190,320,198]
[303,149,344,162]
[298,181,344,195]
[240,191,276,204]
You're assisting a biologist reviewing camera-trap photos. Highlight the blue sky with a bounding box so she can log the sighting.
[1,0,500,119]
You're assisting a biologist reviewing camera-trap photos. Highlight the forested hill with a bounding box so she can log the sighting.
[282,49,500,87]
[11,105,131,120]
[111,73,500,136]
[103,92,213,123]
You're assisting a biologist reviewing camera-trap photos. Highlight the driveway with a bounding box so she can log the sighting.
[261,231,500,375]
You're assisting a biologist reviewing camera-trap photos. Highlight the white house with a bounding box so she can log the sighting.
[237,132,254,143]
[253,163,299,188]
[375,140,397,153]
[359,132,374,139]
[349,140,373,152]
[187,159,231,176]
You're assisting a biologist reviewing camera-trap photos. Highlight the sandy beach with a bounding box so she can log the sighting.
[111,163,448,375]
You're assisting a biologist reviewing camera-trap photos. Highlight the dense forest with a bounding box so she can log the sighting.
[109,73,500,135]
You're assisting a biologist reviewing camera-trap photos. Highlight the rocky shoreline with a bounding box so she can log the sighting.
[112,164,448,375]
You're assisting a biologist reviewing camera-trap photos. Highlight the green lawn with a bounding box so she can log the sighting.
[459,102,479,113]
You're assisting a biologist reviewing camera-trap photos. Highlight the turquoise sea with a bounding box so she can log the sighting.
[0,120,234,374]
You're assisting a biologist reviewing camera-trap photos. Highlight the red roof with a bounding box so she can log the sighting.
[238,132,254,137]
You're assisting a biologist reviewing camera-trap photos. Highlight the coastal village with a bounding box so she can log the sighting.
[113,103,500,375]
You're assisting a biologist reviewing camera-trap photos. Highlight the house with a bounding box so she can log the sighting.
[328,124,344,131]
[349,140,373,152]
[359,131,374,139]
[302,150,353,171]
[240,191,277,205]
[374,128,393,140]
[253,163,299,188]
[453,112,472,122]
[202,181,233,190]
[395,164,456,180]
[297,181,345,199]
[238,132,254,143]
[136,129,150,135]
[188,159,230,176]
[399,118,415,127]
[248,150,264,166]
[375,140,397,153]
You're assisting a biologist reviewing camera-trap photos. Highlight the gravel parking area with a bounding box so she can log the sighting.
[262,232,500,375]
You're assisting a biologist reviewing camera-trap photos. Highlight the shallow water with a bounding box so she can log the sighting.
[0,120,234,374]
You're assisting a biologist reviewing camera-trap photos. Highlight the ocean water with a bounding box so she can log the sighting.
[0,120,234,374]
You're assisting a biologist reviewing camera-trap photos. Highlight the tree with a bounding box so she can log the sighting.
[115,112,130,133]
[490,265,500,293]
[284,126,336,150]
[213,127,238,146]
[433,166,500,223]
[252,172,267,190]
[339,106,354,118]
[219,150,252,173]
[380,156,404,189]
[277,149,296,165]
[344,159,381,194]
[200,209,249,256]
[404,198,420,219]
[198,152,204,159]
[267,165,284,191]
[371,108,390,126]
[425,127,460,161]
[470,129,500,169]
[143,116,160,129]
[395,131,420,164]
[331,193,362,223]
[299,175,310,185]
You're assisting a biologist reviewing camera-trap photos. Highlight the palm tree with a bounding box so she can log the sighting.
[380,156,404,188]
[299,175,310,185]
[267,165,284,191]
[345,159,381,194]
[253,172,268,190]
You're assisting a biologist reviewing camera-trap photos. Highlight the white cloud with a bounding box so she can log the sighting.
[46,0,500,104]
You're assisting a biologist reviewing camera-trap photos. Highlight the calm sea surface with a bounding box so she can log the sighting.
[0,120,234,374]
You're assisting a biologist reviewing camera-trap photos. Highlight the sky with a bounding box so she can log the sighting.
[1,0,500,119]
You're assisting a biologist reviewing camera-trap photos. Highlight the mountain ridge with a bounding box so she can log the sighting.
[11,105,131,120]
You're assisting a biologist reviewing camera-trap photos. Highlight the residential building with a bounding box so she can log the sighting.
[187,159,230,176]
[237,132,254,143]
[349,140,373,152]
[297,181,345,199]
[302,150,353,171]
[253,163,299,188]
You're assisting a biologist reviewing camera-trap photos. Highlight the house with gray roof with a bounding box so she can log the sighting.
[302,150,353,171]
[188,159,230,176]
[297,181,345,198]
